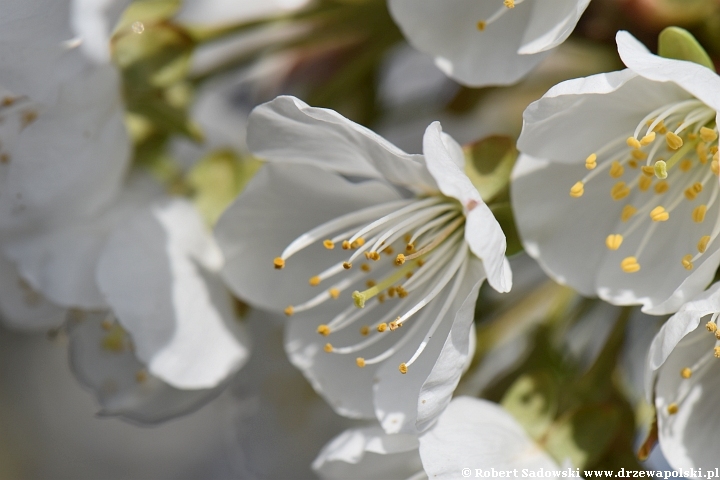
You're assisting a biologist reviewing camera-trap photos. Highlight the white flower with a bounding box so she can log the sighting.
[388,0,591,87]
[216,95,511,433]
[513,31,720,315]
[645,282,720,471]
[419,397,561,478]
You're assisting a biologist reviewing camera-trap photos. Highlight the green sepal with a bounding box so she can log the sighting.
[658,27,715,72]
[501,371,559,441]
[464,135,517,203]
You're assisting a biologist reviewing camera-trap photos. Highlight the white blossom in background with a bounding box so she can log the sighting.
[388,0,591,87]
[216,95,511,434]
[513,31,720,315]
[645,282,720,471]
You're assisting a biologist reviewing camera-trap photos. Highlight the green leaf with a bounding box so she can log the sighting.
[489,203,523,256]
[501,372,558,441]
[463,136,517,202]
[658,27,715,72]
[543,405,621,469]
[187,150,262,226]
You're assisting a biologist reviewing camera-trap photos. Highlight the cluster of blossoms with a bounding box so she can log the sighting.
[6,0,720,477]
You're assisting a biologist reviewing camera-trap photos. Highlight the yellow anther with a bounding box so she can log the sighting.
[689,132,698,140]
[329,288,340,299]
[654,181,669,194]
[284,306,294,316]
[360,325,370,336]
[684,182,703,200]
[715,346,720,358]
[377,323,388,333]
[317,324,331,336]
[715,330,720,340]
[712,160,719,176]
[640,132,656,145]
[621,205,637,222]
[626,136,641,149]
[679,159,693,172]
[369,252,380,261]
[609,161,624,178]
[324,343,333,353]
[323,239,335,249]
[406,243,415,253]
[476,21,486,31]
[641,166,655,176]
[389,320,400,331]
[605,234,623,250]
[655,121,668,134]
[611,181,630,200]
[405,272,413,279]
[309,276,321,286]
[417,259,425,267]
[698,235,711,253]
[273,257,285,269]
[388,286,396,298]
[342,262,352,270]
[666,132,683,150]
[631,149,648,160]
[650,206,669,222]
[639,175,653,192]
[570,181,584,198]
[384,246,394,255]
[585,153,597,170]
[700,126,718,142]
[697,142,709,164]
[366,280,376,288]
[628,159,638,169]
[667,403,679,415]
[360,263,371,272]
[621,257,640,273]
[135,370,148,384]
[693,205,707,223]
[399,363,408,374]
[681,367,692,379]
[404,233,412,243]
[351,238,365,248]
[706,321,717,333]
[397,286,408,298]
[342,240,351,250]
[504,0,515,7]
[654,160,667,179]
[378,293,386,303]
[682,254,694,270]
[395,254,406,266]
[356,357,366,368]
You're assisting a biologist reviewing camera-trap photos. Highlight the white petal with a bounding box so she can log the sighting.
[0,65,130,233]
[216,162,401,312]
[374,257,485,434]
[518,71,691,163]
[176,0,310,26]
[388,0,549,87]
[617,30,720,114]
[3,175,161,309]
[419,397,558,478]
[313,426,423,480]
[0,253,66,331]
[67,311,223,424]
[422,122,510,293]
[247,96,436,194]
[519,0,591,54]
[71,0,131,64]
[654,325,720,471]
[97,199,250,389]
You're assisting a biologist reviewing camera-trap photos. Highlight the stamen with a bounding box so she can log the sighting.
[621,257,640,273]
[667,403,679,415]
[611,181,630,200]
[680,159,693,172]
[273,258,285,269]
[324,343,333,353]
[692,205,707,223]
[666,132,683,150]
[356,357,365,368]
[681,367,692,379]
[317,324,330,336]
[399,363,408,374]
[650,206,669,222]
[585,154,597,170]
[284,306,294,316]
[323,240,335,249]
[621,205,637,222]
[698,235,711,253]
[609,161,624,178]
[309,276,321,286]
[700,126,718,142]
[682,254,694,270]
[606,234,623,250]
[654,181,669,194]
[403,217,465,262]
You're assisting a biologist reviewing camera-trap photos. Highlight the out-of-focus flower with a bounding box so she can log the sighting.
[419,397,561,477]
[388,0,591,87]
[217,95,511,434]
[645,282,720,471]
[513,31,720,315]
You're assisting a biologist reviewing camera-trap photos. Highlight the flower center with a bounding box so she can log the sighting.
[273,195,468,374]
[476,0,524,31]
[568,99,720,274]
[663,313,720,416]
